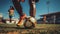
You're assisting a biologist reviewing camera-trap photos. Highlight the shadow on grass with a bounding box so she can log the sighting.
[0,25,34,30]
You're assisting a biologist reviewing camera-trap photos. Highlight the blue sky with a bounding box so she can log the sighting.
[0,0,60,19]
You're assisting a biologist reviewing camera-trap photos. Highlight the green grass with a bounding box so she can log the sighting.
[0,23,60,34]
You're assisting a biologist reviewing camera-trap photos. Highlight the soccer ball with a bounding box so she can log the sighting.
[24,16,37,28]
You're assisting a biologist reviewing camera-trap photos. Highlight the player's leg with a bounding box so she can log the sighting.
[29,0,36,18]
[12,0,25,26]
[17,13,26,26]
[12,0,23,16]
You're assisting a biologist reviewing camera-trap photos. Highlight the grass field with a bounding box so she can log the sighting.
[0,23,60,34]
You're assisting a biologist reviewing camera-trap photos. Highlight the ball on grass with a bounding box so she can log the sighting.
[24,16,37,28]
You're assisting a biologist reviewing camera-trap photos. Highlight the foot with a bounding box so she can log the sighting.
[17,13,26,26]
[16,24,20,27]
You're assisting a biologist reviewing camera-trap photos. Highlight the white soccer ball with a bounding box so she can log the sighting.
[24,16,37,28]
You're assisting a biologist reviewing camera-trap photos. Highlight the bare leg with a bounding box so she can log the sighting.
[29,0,36,18]
[12,0,23,16]
[12,0,25,26]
